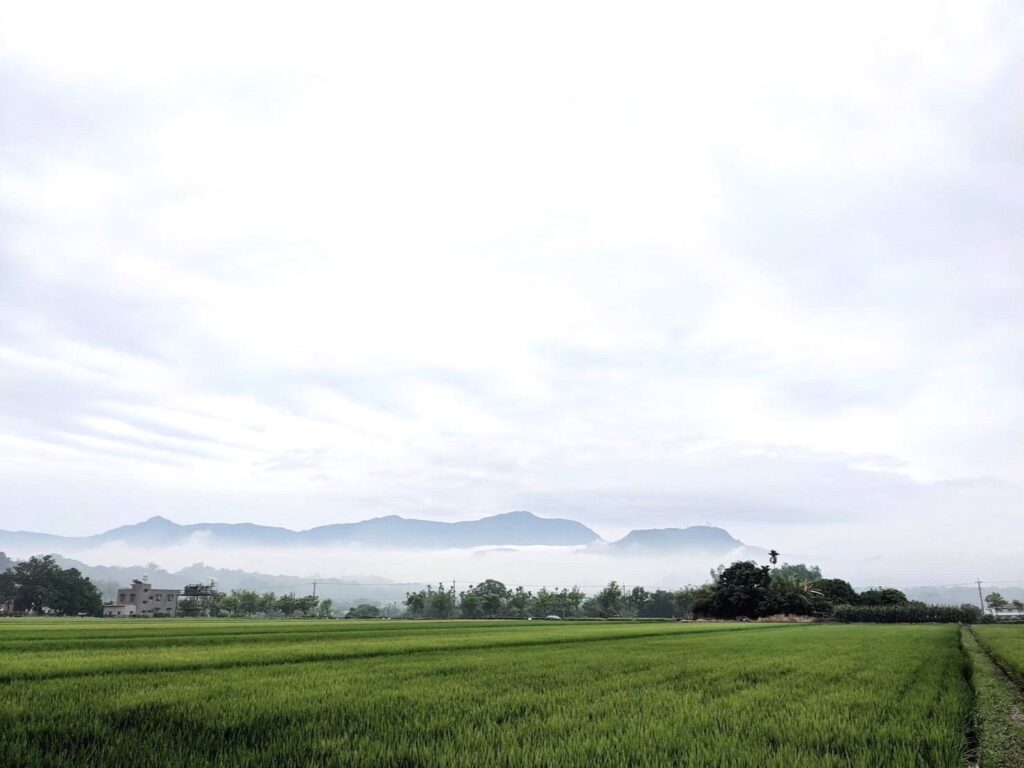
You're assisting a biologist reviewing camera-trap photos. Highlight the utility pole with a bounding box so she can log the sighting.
[312,581,317,600]
[976,579,985,612]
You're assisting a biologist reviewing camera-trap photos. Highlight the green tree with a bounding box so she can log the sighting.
[857,588,908,607]
[762,573,820,616]
[624,586,650,618]
[276,593,300,617]
[812,578,857,611]
[674,586,705,619]
[428,583,456,618]
[345,603,380,619]
[506,586,533,618]
[457,589,481,618]
[772,563,822,582]
[317,598,334,618]
[710,561,771,619]
[530,587,556,617]
[236,590,260,617]
[404,588,427,617]
[0,568,14,606]
[219,592,240,616]
[257,592,277,616]
[8,555,102,616]
[643,589,677,618]
[985,592,1008,614]
[555,586,585,618]
[296,595,319,616]
[462,580,509,618]
[595,581,624,617]
[1011,599,1023,615]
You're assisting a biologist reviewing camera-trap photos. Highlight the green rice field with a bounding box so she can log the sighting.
[0,619,990,767]
[974,625,1024,686]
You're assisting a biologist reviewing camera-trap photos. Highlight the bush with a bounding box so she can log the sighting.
[832,603,980,623]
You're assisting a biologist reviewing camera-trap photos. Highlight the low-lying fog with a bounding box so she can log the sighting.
[11,536,1021,593]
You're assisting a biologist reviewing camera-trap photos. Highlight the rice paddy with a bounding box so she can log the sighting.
[974,625,1024,687]
[0,620,983,767]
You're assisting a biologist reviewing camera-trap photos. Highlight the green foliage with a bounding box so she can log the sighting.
[831,603,979,623]
[984,592,1009,613]
[404,583,456,618]
[1,555,101,616]
[0,621,972,767]
[594,580,624,617]
[856,588,909,607]
[974,624,1024,688]
[772,563,822,582]
[812,578,858,611]
[962,626,1024,768]
[345,603,379,619]
[707,561,772,618]
[462,579,509,618]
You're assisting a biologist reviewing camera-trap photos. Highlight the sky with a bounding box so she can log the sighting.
[0,2,1022,584]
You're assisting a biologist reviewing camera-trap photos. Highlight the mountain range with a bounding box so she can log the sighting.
[0,512,754,555]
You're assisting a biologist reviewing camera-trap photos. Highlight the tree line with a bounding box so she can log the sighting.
[402,562,996,623]
[209,590,331,618]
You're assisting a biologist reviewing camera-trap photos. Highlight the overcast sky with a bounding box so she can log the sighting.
[1,3,1021,581]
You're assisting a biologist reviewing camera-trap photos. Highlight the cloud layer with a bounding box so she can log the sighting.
[1,2,1022,583]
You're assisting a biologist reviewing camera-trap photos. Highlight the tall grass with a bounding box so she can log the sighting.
[974,624,1024,687]
[0,621,970,767]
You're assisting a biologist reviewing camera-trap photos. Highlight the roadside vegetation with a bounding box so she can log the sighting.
[962,626,1024,767]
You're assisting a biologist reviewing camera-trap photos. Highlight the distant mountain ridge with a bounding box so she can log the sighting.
[0,513,754,557]
[604,525,746,555]
[0,511,603,551]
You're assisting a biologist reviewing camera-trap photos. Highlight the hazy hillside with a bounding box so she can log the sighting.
[0,511,603,552]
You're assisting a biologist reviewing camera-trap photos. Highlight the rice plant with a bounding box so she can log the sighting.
[0,621,971,767]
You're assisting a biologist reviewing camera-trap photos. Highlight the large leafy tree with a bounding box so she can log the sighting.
[595,581,624,617]
[624,586,651,617]
[857,588,908,607]
[7,556,101,616]
[812,578,857,608]
[428,583,456,618]
[710,561,772,618]
[530,587,556,617]
[463,580,509,618]
[772,563,822,582]
[762,574,821,616]
[506,586,533,618]
[985,592,1008,614]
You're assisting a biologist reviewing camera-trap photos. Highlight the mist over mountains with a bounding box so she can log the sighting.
[0,512,754,556]
[3,515,1019,608]
[0,512,772,592]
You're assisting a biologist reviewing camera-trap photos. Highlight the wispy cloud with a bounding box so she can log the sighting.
[0,2,1021,582]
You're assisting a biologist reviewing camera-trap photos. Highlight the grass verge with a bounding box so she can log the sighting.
[962,626,1024,767]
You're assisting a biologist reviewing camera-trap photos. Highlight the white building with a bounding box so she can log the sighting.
[102,602,137,617]
[113,579,180,617]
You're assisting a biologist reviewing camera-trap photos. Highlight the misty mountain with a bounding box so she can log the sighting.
[0,511,603,551]
[603,525,749,556]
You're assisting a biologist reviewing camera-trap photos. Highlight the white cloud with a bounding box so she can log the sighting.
[0,2,1021,583]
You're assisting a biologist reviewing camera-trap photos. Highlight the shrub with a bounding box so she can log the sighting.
[832,603,980,623]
